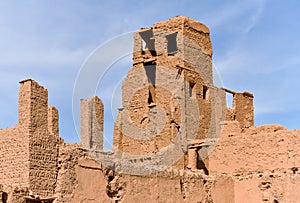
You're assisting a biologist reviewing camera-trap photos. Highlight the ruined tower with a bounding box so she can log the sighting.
[112,16,220,171]
[78,16,255,174]
[110,16,254,172]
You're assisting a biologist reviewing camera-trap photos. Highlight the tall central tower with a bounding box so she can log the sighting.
[112,16,227,171]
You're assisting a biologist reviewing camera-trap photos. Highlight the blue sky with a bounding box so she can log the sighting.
[0,0,299,148]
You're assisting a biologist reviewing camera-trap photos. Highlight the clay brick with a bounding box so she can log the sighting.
[0,16,299,203]
[80,96,104,151]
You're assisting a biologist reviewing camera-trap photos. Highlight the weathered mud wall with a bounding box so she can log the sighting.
[0,79,59,201]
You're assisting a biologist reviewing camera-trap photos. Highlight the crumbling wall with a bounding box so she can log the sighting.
[80,96,104,151]
[119,171,219,203]
[48,106,59,136]
[0,79,59,200]
[72,158,112,203]
[233,92,254,128]
[55,148,235,203]
[23,80,59,197]
[55,143,87,203]
[151,16,213,86]
[225,90,254,129]
[56,144,119,203]
[209,121,300,174]
[1,16,299,203]
[114,16,226,172]
[113,66,184,156]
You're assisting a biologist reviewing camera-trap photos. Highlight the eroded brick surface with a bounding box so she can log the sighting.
[0,16,299,203]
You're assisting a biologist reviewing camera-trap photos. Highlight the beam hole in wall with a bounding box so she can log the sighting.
[166,33,178,55]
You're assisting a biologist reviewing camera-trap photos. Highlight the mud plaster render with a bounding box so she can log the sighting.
[0,16,299,203]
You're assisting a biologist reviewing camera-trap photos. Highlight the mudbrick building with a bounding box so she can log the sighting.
[0,16,299,203]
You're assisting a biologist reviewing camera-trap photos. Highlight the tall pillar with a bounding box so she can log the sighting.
[80,96,104,151]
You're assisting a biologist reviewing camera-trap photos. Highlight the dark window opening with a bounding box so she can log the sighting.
[166,33,178,55]
[203,86,208,100]
[189,82,195,97]
[140,29,155,53]
[2,192,8,203]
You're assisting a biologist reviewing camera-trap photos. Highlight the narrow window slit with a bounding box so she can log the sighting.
[203,86,208,100]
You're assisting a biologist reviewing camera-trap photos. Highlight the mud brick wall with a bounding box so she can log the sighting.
[0,79,59,198]
[114,16,226,172]
[209,122,300,174]
[80,96,104,151]
[0,127,29,187]
[153,16,213,85]
[56,151,235,203]
[233,92,254,129]
[48,106,59,136]
[24,80,59,197]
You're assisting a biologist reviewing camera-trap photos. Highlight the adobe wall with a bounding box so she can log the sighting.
[24,80,59,197]
[225,90,254,129]
[1,16,299,202]
[55,146,235,203]
[55,142,300,203]
[0,79,59,200]
[113,16,227,172]
[55,143,87,202]
[229,169,300,202]
[206,121,300,202]
[153,16,213,85]
[0,126,29,187]
[55,144,117,202]
[80,96,104,151]
[209,122,300,174]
